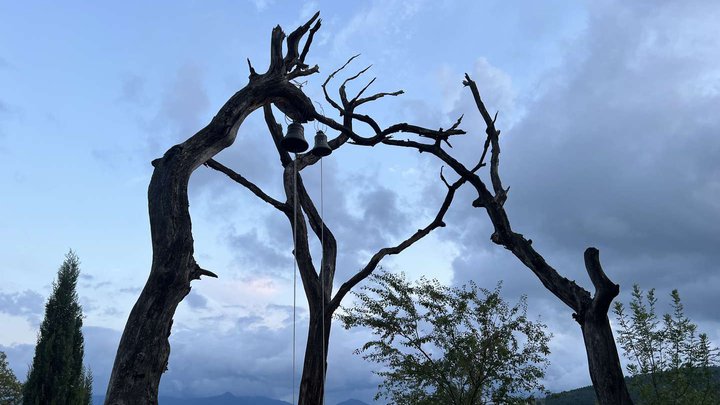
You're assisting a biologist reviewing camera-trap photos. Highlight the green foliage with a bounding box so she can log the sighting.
[613,285,720,405]
[339,271,551,405]
[22,250,92,405]
[0,351,23,405]
[544,368,720,405]
[82,367,93,405]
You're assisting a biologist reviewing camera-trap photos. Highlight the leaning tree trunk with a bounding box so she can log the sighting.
[578,248,632,405]
[334,74,636,404]
[105,15,321,405]
[454,76,633,405]
[297,306,332,405]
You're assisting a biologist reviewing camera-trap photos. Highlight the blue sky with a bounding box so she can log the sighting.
[1,0,719,403]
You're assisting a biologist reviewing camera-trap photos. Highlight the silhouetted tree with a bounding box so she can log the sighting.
[0,350,23,405]
[23,250,91,405]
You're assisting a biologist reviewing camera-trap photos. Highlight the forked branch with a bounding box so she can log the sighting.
[330,174,467,313]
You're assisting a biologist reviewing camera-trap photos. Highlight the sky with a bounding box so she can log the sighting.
[1,0,719,403]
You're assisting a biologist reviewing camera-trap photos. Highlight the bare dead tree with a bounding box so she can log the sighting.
[204,73,466,404]
[105,13,465,405]
[313,65,634,404]
[104,14,323,405]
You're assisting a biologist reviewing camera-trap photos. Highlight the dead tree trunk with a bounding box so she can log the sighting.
[312,69,633,404]
[297,307,332,405]
[105,15,322,405]
[206,100,463,404]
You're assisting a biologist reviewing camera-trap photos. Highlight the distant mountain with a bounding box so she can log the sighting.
[544,366,720,405]
[92,392,369,405]
[93,392,289,405]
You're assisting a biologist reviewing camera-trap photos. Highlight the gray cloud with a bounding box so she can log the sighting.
[392,0,720,393]
[142,63,211,158]
[83,326,123,395]
[0,290,45,324]
[0,342,34,381]
[160,307,378,404]
[73,1,720,398]
[199,125,424,294]
[3,318,380,403]
[227,227,291,277]
[185,290,209,310]
[442,0,720,299]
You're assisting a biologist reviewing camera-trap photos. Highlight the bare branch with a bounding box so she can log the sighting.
[440,166,452,188]
[282,165,320,302]
[329,177,466,313]
[288,64,320,80]
[313,108,466,148]
[190,262,219,280]
[348,112,383,136]
[247,58,258,78]
[295,173,338,294]
[268,26,286,74]
[349,76,377,104]
[284,11,321,70]
[382,122,465,140]
[339,63,370,108]
[464,74,504,200]
[341,64,373,89]
[263,104,293,167]
[322,55,360,114]
[299,18,322,66]
[584,247,620,314]
[355,89,404,106]
[204,158,289,213]
[376,120,594,315]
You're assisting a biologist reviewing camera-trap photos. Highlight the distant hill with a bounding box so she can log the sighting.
[92,392,369,405]
[544,366,720,405]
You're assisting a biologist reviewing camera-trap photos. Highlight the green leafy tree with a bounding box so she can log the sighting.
[613,285,720,404]
[339,271,551,404]
[0,351,23,405]
[22,250,92,405]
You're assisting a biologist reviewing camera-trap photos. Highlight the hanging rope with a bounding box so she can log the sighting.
[292,156,298,405]
[320,156,326,405]
[313,100,329,405]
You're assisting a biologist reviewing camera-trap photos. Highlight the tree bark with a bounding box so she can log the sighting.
[297,307,331,405]
[578,248,633,405]
[582,311,632,404]
[105,16,321,405]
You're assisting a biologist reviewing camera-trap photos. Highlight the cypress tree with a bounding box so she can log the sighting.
[22,250,91,405]
[0,350,23,404]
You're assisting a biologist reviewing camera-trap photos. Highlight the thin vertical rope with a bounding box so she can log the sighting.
[320,157,326,405]
[292,156,298,405]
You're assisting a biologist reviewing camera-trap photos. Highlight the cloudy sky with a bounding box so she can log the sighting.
[1,0,719,403]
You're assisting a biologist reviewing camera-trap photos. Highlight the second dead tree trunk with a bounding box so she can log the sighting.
[313,66,634,404]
